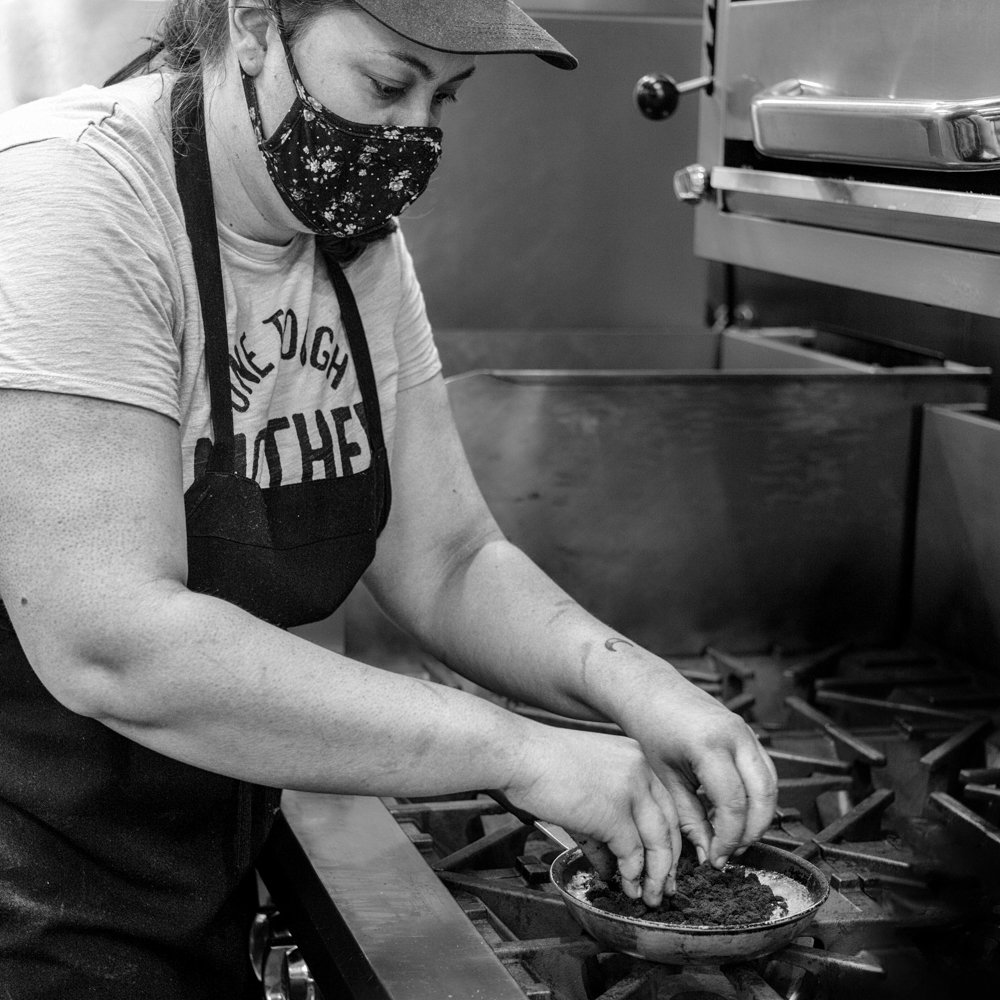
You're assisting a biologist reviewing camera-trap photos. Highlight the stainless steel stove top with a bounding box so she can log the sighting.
[255,641,1000,1000]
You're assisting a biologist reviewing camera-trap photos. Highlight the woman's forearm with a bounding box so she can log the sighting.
[43,581,535,797]
[412,536,686,725]
[409,536,778,868]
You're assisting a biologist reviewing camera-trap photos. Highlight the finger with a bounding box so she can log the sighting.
[695,755,749,868]
[631,788,675,907]
[648,779,682,894]
[734,742,779,849]
[658,771,713,865]
[605,829,644,900]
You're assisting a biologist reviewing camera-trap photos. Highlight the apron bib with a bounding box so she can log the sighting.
[0,75,390,999]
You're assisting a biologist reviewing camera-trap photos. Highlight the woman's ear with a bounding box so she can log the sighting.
[230,0,273,77]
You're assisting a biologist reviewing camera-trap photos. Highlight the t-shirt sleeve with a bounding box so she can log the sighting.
[0,138,182,421]
[390,230,441,391]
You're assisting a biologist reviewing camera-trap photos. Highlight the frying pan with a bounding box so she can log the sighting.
[550,841,830,965]
[487,792,830,964]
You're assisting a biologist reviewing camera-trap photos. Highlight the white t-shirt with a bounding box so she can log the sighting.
[0,72,441,491]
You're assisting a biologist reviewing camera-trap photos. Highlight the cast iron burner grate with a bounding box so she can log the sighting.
[384,642,1000,1000]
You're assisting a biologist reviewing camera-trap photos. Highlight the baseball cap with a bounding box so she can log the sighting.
[350,0,578,70]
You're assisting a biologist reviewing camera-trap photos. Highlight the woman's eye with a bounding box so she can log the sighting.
[433,91,459,107]
[369,78,406,100]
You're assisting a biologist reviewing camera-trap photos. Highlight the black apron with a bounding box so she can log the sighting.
[0,77,390,998]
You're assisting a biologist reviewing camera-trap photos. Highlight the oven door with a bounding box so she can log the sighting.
[690,0,1000,318]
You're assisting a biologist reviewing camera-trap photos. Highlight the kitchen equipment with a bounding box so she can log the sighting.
[263,628,1000,999]
[253,3,1000,998]
[658,0,1000,324]
[552,842,829,965]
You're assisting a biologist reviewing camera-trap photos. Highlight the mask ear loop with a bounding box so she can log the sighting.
[240,65,269,148]
[239,0,303,147]
[269,0,311,103]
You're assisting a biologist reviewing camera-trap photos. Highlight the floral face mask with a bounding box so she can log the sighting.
[240,8,443,238]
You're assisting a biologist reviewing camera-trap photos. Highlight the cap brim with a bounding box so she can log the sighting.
[351,0,579,70]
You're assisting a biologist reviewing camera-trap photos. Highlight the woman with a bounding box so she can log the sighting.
[0,1,777,996]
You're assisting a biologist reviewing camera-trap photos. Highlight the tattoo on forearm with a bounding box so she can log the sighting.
[604,637,633,652]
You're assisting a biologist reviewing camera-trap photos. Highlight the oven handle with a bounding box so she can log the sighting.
[751,79,1000,170]
[706,166,1000,224]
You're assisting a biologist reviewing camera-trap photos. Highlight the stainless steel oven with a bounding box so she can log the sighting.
[668,0,1000,319]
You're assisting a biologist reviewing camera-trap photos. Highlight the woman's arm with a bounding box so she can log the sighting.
[0,389,511,794]
[365,373,778,868]
[0,387,681,904]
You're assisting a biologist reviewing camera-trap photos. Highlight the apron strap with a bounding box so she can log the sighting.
[171,76,235,474]
[320,255,387,456]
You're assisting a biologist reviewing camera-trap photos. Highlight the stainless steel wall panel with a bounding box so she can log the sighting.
[446,370,989,657]
[912,405,1000,672]
[401,14,707,332]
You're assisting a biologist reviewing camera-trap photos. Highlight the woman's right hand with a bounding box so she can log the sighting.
[502,725,681,907]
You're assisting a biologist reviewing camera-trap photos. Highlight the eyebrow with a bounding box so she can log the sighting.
[386,49,477,85]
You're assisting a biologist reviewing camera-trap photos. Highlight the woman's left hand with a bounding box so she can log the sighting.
[612,669,778,868]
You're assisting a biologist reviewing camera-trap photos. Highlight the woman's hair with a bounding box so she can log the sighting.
[106,1,358,97]
[107,0,392,263]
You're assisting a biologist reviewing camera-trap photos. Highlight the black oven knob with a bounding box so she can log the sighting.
[635,73,712,120]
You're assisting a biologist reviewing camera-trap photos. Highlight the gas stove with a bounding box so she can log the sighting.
[256,640,1000,1000]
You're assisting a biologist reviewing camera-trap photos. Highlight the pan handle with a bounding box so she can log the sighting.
[485,790,619,883]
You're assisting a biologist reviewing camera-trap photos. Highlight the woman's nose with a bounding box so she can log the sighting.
[392,111,435,129]
[391,94,438,129]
